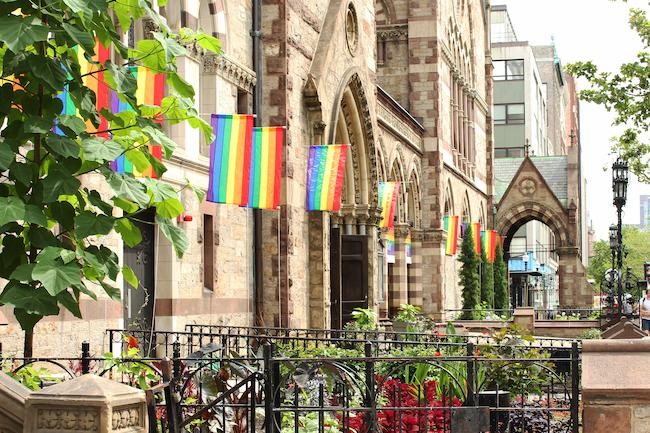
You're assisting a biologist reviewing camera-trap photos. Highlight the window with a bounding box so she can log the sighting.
[237,89,250,114]
[493,59,524,80]
[495,147,525,158]
[494,103,524,125]
[203,214,214,291]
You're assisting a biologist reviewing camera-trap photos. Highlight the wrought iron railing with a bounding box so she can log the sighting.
[2,329,581,433]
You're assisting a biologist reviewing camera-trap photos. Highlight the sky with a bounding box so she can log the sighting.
[495,0,650,240]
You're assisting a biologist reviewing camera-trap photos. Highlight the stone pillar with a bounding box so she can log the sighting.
[512,307,535,334]
[389,224,410,316]
[557,247,593,308]
[0,373,28,433]
[583,339,650,433]
[408,230,423,308]
[422,228,446,321]
[308,212,330,329]
[24,375,147,433]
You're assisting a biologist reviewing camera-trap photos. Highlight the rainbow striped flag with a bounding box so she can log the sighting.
[110,66,165,178]
[405,230,412,264]
[306,145,349,211]
[379,182,400,228]
[207,114,254,206]
[444,215,459,256]
[471,222,481,256]
[386,227,395,264]
[485,230,497,262]
[248,126,284,209]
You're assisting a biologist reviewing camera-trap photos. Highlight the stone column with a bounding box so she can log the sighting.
[408,229,423,308]
[557,246,592,307]
[389,224,410,316]
[583,339,650,433]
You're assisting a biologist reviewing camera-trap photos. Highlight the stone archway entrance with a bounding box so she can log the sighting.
[495,157,592,307]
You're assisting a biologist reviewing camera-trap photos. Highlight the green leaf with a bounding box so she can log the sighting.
[106,60,137,95]
[24,117,53,134]
[62,23,96,53]
[156,216,188,258]
[155,198,184,219]
[0,196,25,226]
[112,0,145,30]
[167,71,195,98]
[122,265,138,289]
[42,167,81,202]
[100,281,121,300]
[0,283,60,316]
[125,148,151,173]
[0,144,14,170]
[57,289,82,318]
[152,32,186,62]
[9,263,35,282]
[113,196,139,213]
[73,282,97,300]
[24,205,48,227]
[58,115,87,135]
[132,39,166,72]
[60,249,76,264]
[0,16,48,53]
[75,211,114,238]
[81,137,123,162]
[86,190,114,215]
[107,172,151,208]
[13,309,42,332]
[29,56,69,92]
[195,32,222,55]
[46,134,80,158]
[32,262,82,296]
[62,0,106,17]
[115,218,142,247]
[37,247,65,264]
[142,125,177,158]
[48,201,76,230]
[29,227,59,249]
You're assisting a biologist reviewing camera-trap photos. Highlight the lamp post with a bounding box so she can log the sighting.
[608,224,618,312]
[612,157,629,316]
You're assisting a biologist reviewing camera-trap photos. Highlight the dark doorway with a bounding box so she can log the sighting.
[123,209,156,331]
[330,228,369,328]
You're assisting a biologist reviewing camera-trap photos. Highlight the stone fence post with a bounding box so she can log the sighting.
[583,339,650,433]
[0,373,29,433]
[512,307,534,333]
[23,375,148,433]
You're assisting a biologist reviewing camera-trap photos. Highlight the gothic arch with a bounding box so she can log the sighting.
[329,70,379,214]
[461,192,471,223]
[388,148,407,223]
[406,164,422,229]
[443,181,454,217]
[376,135,388,183]
[375,0,396,25]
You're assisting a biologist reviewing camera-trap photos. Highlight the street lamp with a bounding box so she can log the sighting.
[612,157,629,316]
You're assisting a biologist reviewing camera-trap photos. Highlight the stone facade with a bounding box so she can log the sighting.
[1,0,495,355]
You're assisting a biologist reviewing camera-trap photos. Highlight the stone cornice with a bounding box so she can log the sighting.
[202,54,257,93]
[377,24,408,41]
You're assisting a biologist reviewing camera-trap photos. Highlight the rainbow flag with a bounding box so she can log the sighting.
[111,66,165,178]
[485,230,497,262]
[386,227,395,264]
[207,114,254,206]
[306,145,349,211]
[471,222,481,256]
[248,126,284,209]
[444,215,459,256]
[405,230,412,264]
[379,182,400,228]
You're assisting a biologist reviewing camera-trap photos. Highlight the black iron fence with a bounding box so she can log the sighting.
[1,328,581,433]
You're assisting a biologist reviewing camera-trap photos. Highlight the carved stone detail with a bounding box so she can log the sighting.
[202,54,257,93]
[142,18,158,40]
[377,24,408,41]
[518,178,537,196]
[112,406,142,430]
[345,3,359,55]
[377,103,423,151]
[36,409,99,431]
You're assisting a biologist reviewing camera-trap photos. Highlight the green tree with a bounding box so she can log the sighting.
[459,230,480,319]
[0,0,220,355]
[588,226,650,292]
[480,247,494,308]
[493,244,509,311]
[566,8,650,181]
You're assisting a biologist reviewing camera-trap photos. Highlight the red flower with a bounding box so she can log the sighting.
[127,335,139,349]
[434,350,442,357]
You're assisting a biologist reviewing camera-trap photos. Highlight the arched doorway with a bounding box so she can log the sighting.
[328,73,379,329]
